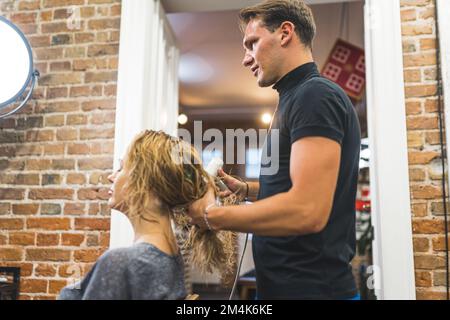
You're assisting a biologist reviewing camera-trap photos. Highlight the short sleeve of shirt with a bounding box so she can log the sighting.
[286,80,346,146]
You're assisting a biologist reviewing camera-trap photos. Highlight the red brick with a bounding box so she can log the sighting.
[0,188,26,200]
[407,132,423,148]
[88,18,120,30]
[49,61,71,72]
[87,45,119,57]
[41,203,62,215]
[75,218,110,231]
[26,218,71,231]
[12,204,39,215]
[410,185,442,199]
[52,159,75,170]
[67,114,88,125]
[37,233,60,246]
[67,143,90,155]
[406,116,438,130]
[413,237,430,252]
[0,234,7,245]
[25,130,54,142]
[405,84,437,98]
[0,174,40,185]
[416,289,447,300]
[80,128,115,140]
[91,113,116,125]
[420,38,436,51]
[99,232,110,246]
[0,218,25,230]
[432,236,450,251]
[61,233,85,246]
[401,8,416,22]
[19,0,41,10]
[75,33,95,44]
[25,159,52,170]
[64,203,86,215]
[26,248,71,262]
[9,232,36,246]
[38,74,82,86]
[402,24,433,36]
[408,151,439,165]
[28,35,51,47]
[78,188,110,200]
[412,202,428,217]
[85,71,117,84]
[58,264,83,278]
[78,157,113,170]
[0,203,11,215]
[35,263,57,277]
[35,48,64,60]
[48,279,67,294]
[415,271,432,287]
[412,219,447,234]
[44,115,65,127]
[404,69,421,82]
[0,248,24,261]
[86,234,99,246]
[42,174,62,186]
[66,173,86,184]
[10,12,37,24]
[15,145,42,156]
[74,249,104,262]
[21,279,48,293]
[81,99,116,111]
[56,128,78,141]
[29,189,74,200]
[419,7,434,20]
[414,255,446,270]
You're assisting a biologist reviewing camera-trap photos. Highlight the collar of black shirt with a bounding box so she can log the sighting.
[273,62,319,95]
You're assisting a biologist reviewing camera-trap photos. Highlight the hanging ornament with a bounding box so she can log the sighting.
[321,3,365,103]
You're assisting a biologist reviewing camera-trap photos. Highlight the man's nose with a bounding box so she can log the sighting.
[242,53,253,67]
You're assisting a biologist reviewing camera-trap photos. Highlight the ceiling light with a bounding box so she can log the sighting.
[178,113,188,125]
[261,113,272,125]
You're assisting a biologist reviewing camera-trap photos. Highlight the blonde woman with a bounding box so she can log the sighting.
[59,130,235,300]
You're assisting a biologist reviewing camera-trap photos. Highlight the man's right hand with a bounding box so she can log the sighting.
[217,169,247,200]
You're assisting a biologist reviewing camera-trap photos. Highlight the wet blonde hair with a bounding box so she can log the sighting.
[123,130,236,277]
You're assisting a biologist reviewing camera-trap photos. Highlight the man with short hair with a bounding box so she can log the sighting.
[189,0,361,299]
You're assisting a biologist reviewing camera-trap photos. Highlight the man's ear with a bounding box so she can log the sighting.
[280,21,295,47]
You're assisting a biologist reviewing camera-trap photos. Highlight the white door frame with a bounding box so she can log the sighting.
[438,2,450,196]
[113,0,417,299]
[364,0,415,299]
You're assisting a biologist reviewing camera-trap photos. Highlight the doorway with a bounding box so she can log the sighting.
[113,0,416,300]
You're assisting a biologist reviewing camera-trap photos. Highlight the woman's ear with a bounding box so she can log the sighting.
[280,21,295,47]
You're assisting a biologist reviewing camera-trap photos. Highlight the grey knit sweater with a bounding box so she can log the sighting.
[58,242,187,300]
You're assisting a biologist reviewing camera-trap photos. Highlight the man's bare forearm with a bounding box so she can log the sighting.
[208,189,322,236]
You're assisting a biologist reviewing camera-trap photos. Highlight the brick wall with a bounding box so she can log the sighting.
[401,0,449,300]
[0,0,120,299]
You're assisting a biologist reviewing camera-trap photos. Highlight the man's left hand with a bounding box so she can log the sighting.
[187,185,216,229]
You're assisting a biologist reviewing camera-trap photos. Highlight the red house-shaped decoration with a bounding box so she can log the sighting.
[321,39,366,101]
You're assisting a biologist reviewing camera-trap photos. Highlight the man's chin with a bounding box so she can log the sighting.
[257,76,275,88]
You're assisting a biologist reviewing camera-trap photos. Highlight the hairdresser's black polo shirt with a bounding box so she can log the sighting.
[254,62,361,299]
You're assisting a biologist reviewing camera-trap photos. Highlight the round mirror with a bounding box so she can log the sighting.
[0,15,39,118]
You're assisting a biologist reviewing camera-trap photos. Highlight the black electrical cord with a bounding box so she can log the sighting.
[433,1,449,301]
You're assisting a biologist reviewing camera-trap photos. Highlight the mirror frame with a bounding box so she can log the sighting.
[0,15,34,109]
